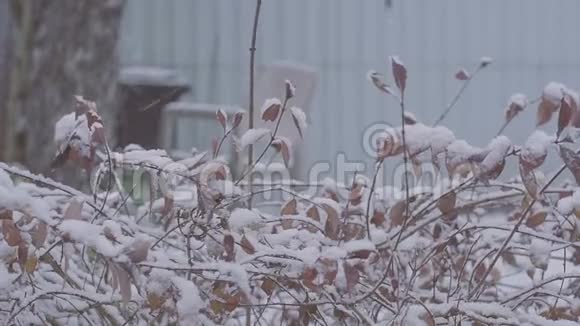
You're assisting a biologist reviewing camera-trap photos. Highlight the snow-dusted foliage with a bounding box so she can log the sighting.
[3,62,580,326]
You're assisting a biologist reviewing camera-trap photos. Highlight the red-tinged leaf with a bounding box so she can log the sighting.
[0,209,12,220]
[318,258,338,284]
[389,200,406,227]
[240,235,255,254]
[371,210,386,227]
[261,102,281,122]
[216,109,227,131]
[520,150,547,171]
[281,198,298,216]
[438,191,456,215]
[367,71,394,95]
[272,138,292,167]
[306,206,320,222]
[223,234,235,262]
[526,209,547,228]
[211,137,219,157]
[344,262,359,291]
[2,220,22,246]
[558,95,575,137]
[350,250,372,259]
[519,158,539,199]
[536,98,559,126]
[455,68,470,81]
[126,238,150,263]
[559,144,580,184]
[376,131,403,160]
[64,198,83,220]
[306,206,320,232]
[31,222,47,248]
[502,252,517,267]
[483,159,506,181]
[391,56,407,94]
[215,164,227,180]
[302,266,318,290]
[474,262,487,282]
[261,278,275,295]
[322,203,340,240]
[232,111,244,129]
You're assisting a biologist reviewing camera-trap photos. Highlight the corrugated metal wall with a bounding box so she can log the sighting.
[120,0,580,179]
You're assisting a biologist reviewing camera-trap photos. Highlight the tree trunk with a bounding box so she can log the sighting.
[2,0,125,173]
[0,0,13,162]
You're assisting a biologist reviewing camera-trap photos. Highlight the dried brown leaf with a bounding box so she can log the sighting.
[391,56,407,94]
[526,211,547,228]
[31,222,47,248]
[240,235,255,255]
[223,234,235,262]
[558,95,575,137]
[0,210,12,220]
[389,201,406,227]
[322,204,340,240]
[261,103,281,122]
[25,255,38,273]
[64,198,83,220]
[536,98,559,126]
[126,238,150,263]
[560,144,580,185]
[272,138,292,167]
[502,252,518,267]
[438,191,456,216]
[519,158,539,199]
[281,198,298,216]
[371,210,386,228]
[2,220,22,247]
[306,206,320,232]
[232,111,244,129]
[343,262,359,291]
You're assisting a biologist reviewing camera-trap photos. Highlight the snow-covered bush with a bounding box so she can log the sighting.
[2,59,580,325]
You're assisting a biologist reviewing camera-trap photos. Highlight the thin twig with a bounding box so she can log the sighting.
[247,0,263,210]
[433,65,484,126]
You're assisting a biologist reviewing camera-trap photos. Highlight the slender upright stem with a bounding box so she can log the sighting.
[247,0,262,209]
[433,66,482,127]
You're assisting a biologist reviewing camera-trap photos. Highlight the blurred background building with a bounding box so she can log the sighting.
[2,0,580,181]
[120,0,580,180]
